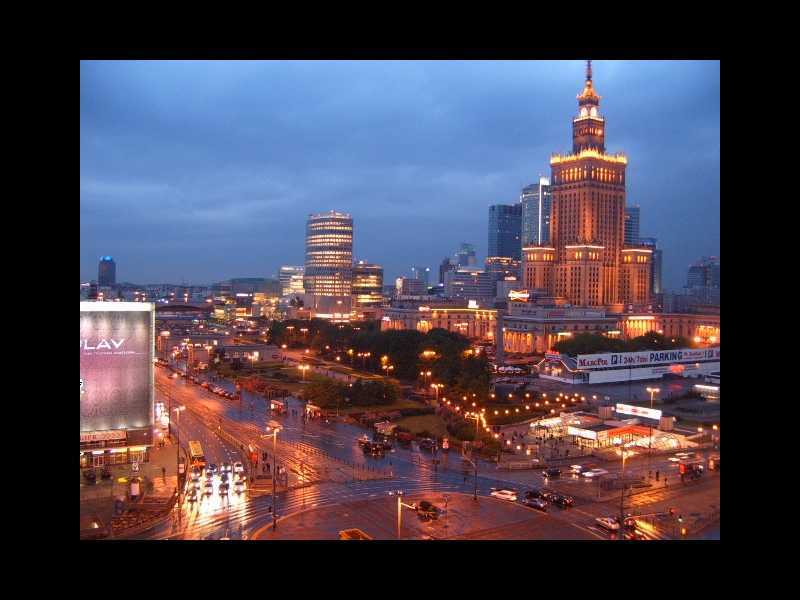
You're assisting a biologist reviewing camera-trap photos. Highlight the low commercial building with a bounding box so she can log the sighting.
[501,303,619,354]
[381,304,497,341]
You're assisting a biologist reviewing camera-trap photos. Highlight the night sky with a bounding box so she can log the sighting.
[80,60,720,291]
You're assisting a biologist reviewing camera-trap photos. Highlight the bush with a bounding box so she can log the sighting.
[399,407,435,417]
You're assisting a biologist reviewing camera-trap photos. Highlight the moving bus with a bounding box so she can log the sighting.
[188,441,207,471]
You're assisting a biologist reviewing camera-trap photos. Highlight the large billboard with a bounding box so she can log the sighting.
[576,347,720,370]
[80,302,154,434]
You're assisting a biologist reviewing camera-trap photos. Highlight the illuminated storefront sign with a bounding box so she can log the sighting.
[576,347,720,369]
[615,403,662,420]
[80,430,127,443]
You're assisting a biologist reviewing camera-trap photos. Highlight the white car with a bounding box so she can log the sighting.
[570,464,586,474]
[233,461,244,473]
[582,468,609,478]
[595,517,620,531]
[490,489,518,502]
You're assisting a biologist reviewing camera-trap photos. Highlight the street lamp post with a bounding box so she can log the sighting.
[266,420,282,531]
[645,386,660,468]
[173,405,186,517]
[617,445,631,539]
[391,490,416,540]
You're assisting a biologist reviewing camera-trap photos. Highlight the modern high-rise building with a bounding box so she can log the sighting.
[687,256,720,289]
[520,176,552,247]
[98,256,116,287]
[488,204,522,260]
[352,261,384,307]
[439,257,455,284]
[304,210,353,317]
[454,243,477,267]
[624,205,641,245]
[686,256,720,306]
[521,61,651,308]
[640,237,662,295]
[411,265,431,287]
[279,266,305,296]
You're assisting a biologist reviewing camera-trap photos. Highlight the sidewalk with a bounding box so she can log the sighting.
[80,442,183,540]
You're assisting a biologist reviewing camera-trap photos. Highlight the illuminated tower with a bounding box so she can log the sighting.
[304,211,353,318]
[548,60,634,307]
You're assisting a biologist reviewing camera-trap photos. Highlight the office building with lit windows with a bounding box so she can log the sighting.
[279,266,305,296]
[353,261,384,307]
[304,210,353,318]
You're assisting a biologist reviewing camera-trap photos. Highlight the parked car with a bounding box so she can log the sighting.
[522,497,548,511]
[542,468,562,479]
[100,467,112,480]
[83,469,97,483]
[595,517,620,531]
[490,489,518,502]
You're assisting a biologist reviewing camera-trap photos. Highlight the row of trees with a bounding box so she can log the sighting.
[268,320,492,398]
[553,331,692,356]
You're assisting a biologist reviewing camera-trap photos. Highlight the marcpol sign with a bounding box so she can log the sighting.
[615,403,662,420]
[576,347,720,370]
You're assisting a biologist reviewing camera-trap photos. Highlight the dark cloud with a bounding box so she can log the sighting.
[80,60,720,289]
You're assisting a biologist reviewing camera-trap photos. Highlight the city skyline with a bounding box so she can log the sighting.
[80,60,720,289]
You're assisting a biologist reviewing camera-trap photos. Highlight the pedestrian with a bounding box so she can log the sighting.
[162,467,166,480]
[648,470,652,479]
[665,477,668,487]
[655,470,660,481]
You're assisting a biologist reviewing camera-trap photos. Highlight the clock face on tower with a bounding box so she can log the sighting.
[590,107,598,117]
[580,107,588,117]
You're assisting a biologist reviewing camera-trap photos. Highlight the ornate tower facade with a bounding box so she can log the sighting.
[549,60,628,307]
[522,61,650,308]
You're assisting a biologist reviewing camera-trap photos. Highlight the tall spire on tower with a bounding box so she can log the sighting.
[577,59,600,106]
